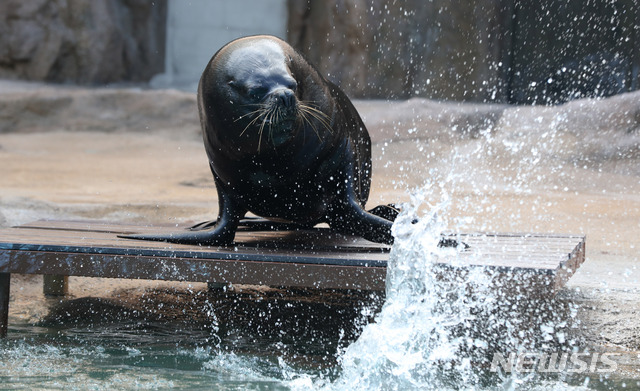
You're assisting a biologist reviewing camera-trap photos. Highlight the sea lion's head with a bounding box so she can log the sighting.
[218,39,301,149]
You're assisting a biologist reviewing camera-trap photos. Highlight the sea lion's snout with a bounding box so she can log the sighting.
[273,88,296,109]
[269,87,298,120]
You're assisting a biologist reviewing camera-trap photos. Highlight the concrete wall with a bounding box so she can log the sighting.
[0,0,166,84]
[152,0,288,90]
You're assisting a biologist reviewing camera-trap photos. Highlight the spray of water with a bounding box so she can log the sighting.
[282,186,584,390]
[321,190,487,389]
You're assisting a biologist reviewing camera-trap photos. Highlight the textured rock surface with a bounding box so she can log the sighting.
[0,80,198,134]
[0,0,166,84]
[288,0,639,103]
[288,0,514,101]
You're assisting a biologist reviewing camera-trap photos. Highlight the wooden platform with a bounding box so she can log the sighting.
[0,220,585,336]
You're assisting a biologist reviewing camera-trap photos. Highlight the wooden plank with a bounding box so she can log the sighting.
[1,249,386,290]
[8,220,390,253]
[0,220,587,338]
[0,230,389,268]
[0,220,586,291]
[14,219,389,249]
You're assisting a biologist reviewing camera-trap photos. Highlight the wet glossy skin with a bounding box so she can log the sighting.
[123,35,394,245]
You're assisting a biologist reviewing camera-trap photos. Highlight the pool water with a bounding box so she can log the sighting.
[2,281,381,390]
[3,292,635,390]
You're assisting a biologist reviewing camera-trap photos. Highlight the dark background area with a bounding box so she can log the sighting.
[289,0,640,104]
[1,0,638,104]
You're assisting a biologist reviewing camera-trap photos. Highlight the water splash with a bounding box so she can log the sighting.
[332,198,458,389]
[324,193,496,390]
[284,185,587,391]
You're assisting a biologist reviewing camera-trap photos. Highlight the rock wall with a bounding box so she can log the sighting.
[288,0,513,101]
[0,81,199,135]
[288,0,640,103]
[509,0,639,104]
[0,0,166,84]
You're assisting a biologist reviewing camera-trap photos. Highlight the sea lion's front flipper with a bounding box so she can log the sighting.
[119,223,237,246]
[328,197,395,245]
[367,204,401,222]
[119,186,246,246]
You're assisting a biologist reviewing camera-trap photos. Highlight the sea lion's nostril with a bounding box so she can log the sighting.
[274,89,296,109]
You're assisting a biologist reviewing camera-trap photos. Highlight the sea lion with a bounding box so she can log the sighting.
[122,35,395,245]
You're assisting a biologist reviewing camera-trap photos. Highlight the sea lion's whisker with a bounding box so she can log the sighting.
[299,103,328,117]
[299,103,331,124]
[300,104,333,134]
[235,106,268,123]
[299,110,322,140]
[240,110,267,136]
[268,108,278,142]
[258,113,270,152]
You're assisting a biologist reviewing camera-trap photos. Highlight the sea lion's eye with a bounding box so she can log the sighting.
[249,86,269,99]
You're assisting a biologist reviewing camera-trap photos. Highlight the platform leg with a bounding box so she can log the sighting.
[0,273,10,337]
[207,282,229,292]
[43,275,68,296]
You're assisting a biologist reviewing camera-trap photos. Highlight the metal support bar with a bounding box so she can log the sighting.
[43,274,69,296]
[0,273,10,337]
